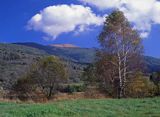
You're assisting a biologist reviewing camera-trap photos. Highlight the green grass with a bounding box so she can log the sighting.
[0,98,160,117]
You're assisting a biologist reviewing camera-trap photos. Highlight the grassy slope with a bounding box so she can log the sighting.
[0,98,160,117]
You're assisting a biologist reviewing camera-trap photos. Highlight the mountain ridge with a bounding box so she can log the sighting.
[14,42,160,73]
[14,42,96,63]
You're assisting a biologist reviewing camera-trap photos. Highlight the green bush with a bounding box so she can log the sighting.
[150,72,160,96]
[65,84,86,94]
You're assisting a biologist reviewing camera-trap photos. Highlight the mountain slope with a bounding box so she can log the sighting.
[0,43,48,89]
[15,42,96,63]
[15,42,160,73]
[145,56,160,73]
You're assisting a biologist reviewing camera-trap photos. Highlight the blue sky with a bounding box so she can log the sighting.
[0,0,160,58]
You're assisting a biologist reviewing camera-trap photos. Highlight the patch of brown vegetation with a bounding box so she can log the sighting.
[49,44,79,48]
[84,88,109,99]
[43,90,109,102]
[0,90,110,103]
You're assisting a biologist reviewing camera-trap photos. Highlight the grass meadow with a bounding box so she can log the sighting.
[0,97,160,117]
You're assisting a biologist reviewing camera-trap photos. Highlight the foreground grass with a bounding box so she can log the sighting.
[0,97,160,117]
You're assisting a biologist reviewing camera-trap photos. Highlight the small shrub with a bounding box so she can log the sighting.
[12,75,36,100]
[150,72,160,96]
[65,84,86,94]
[126,74,156,98]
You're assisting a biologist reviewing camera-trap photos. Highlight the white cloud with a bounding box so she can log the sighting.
[140,32,150,38]
[80,0,160,38]
[28,4,104,40]
[81,0,121,9]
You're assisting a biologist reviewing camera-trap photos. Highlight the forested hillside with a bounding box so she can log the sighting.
[0,43,86,90]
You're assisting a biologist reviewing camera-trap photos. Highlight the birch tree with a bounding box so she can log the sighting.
[97,10,143,98]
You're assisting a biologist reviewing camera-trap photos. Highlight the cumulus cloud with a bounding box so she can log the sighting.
[80,0,121,9]
[80,0,160,38]
[28,4,104,39]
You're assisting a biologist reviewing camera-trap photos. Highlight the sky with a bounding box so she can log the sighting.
[0,0,160,58]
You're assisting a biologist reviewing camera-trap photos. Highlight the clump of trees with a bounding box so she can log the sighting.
[13,56,68,99]
[150,72,160,95]
[96,10,144,98]
[83,64,97,85]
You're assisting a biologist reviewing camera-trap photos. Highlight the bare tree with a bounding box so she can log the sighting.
[97,10,144,98]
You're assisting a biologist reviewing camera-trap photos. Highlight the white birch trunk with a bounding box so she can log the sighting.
[118,52,123,98]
